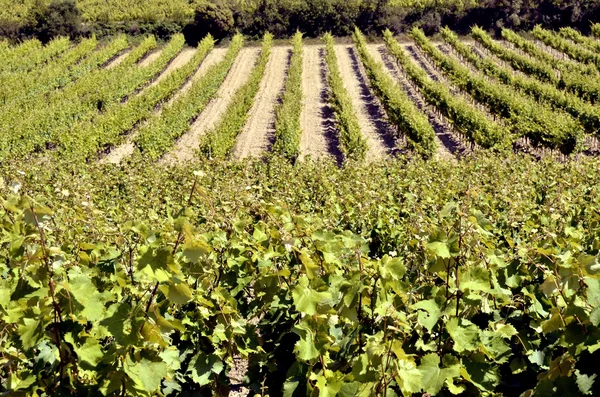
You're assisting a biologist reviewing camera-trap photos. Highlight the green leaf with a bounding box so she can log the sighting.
[138,246,176,282]
[461,358,500,392]
[411,299,441,331]
[182,238,211,263]
[315,374,343,397]
[580,255,600,277]
[124,353,168,393]
[18,317,44,350]
[427,241,451,258]
[394,354,421,395]
[590,307,600,327]
[68,274,110,322]
[460,267,492,293]
[586,278,600,306]
[379,255,406,280]
[159,281,192,305]
[418,353,446,395]
[299,249,320,279]
[293,322,320,361]
[292,276,331,315]
[7,371,36,391]
[187,352,223,386]
[65,334,103,367]
[576,370,596,395]
[446,318,481,353]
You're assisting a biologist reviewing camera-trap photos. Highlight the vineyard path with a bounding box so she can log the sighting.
[299,44,340,161]
[101,48,228,164]
[105,50,131,69]
[167,47,228,106]
[138,49,162,67]
[147,47,197,89]
[161,47,261,165]
[334,44,395,160]
[231,45,291,159]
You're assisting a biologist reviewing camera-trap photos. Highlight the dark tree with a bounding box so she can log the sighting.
[184,0,234,45]
[29,0,82,43]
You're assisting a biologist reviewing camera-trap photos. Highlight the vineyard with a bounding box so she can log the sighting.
[2,26,600,396]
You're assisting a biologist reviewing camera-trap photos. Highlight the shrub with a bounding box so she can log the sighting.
[184,0,234,45]
[29,0,82,43]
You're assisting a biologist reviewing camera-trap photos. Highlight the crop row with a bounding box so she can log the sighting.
[452,28,600,136]
[501,28,595,76]
[559,27,600,53]
[0,35,179,160]
[532,25,600,70]
[135,34,245,160]
[0,36,71,76]
[200,33,274,159]
[383,29,505,150]
[0,36,151,131]
[323,33,367,161]
[0,36,131,117]
[353,27,437,158]
[475,28,600,104]
[62,36,216,160]
[412,28,582,153]
[0,39,44,74]
[272,31,304,162]
[0,37,99,107]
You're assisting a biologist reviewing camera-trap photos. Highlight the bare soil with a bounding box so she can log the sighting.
[334,44,396,160]
[167,47,228,106]
[138,49,162,67]
[231,46,292,159]
[299,45,342,162]
[105,50,131,69]
[147,48,197,89]
[161,47,261,165]
[101,48,228,165]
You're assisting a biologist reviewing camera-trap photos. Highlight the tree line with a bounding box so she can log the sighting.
[1,0,600,43]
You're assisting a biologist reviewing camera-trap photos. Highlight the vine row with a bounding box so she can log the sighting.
[134,34,245,160]
[323,33,367,161]
[272,31,304,162]
[200,33,274,159]
[353,27,437,158]
[384,29,505,150]
[412,27,582,153]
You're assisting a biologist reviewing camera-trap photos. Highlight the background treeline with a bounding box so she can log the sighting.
[2,0,600,43]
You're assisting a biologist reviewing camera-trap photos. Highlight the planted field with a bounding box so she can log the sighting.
[2,28,600,396]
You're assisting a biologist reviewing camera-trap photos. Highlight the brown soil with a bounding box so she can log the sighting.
[105,50,131,69]
[231,46,291,159]
[160,47,261,165]
[147,48,196,89]
[334,44,397,160]
[138,49,162,67]
[167,47,228,106]
[299,45,342,162]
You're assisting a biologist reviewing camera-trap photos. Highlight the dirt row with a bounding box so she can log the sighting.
[102,47,230,165]
[104,39,548,165]
[105,50,131,69]
[231,46,292,159]
[366,43,460,159]
[138,49,162,67]
[161,47,261,165]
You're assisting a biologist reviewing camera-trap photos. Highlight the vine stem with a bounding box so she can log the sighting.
[142,174,200,332]
[31,205,67,381]
[456,214,462,317]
